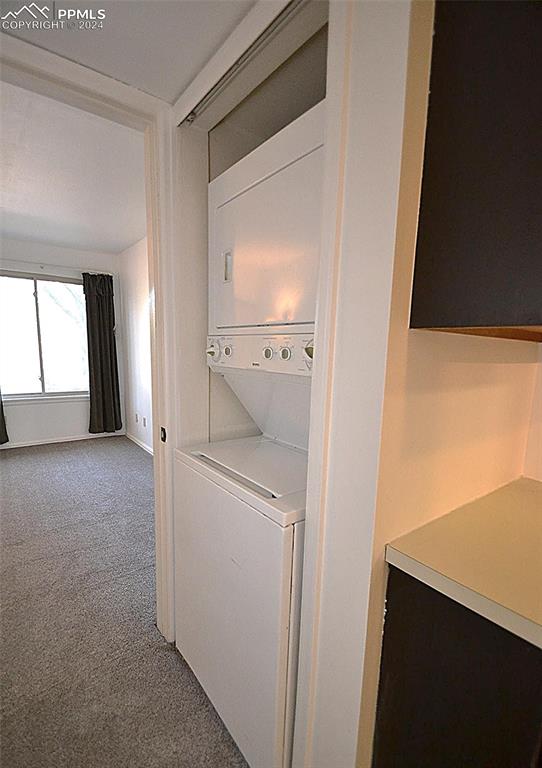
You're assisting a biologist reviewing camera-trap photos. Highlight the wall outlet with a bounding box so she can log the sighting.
[143,417,147,428]
[135,413,139,423]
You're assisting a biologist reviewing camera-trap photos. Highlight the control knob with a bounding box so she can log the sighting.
[303,341,314,361]
[206,341,221,360]
[279,346,292,361]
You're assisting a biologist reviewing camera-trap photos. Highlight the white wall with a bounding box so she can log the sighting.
[0,237,124,448]
[1,237,118,273]
[117,237,153,453]
[2,395,112,448]
[173,124,257,452]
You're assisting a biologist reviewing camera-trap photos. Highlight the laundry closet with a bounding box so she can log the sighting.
[172,6,328,768]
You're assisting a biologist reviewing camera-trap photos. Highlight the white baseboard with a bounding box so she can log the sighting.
[0,431,125,450]
[126,432,154,456]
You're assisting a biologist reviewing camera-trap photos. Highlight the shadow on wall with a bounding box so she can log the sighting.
[402,330,537,457]
[118,237,153,454]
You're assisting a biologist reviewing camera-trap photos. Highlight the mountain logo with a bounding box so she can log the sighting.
[1,3,49,20]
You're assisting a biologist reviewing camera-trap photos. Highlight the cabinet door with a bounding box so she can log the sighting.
[410,1,542,334]
[372,568,542,768]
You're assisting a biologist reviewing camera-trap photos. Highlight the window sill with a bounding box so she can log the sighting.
[3,393,90,406]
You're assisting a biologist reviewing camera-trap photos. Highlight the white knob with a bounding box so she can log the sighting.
[304,342,314,360]
[279,347,292,361]
[262,346,274,360]
[206,342,220,360]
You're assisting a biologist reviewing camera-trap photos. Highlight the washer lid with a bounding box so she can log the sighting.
[191,435,307,499]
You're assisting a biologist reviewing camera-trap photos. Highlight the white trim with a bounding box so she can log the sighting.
[172,0,290,125]
[127,432,154,456]
[293,3,412,767]
[0,431,125,450]
[0,258,115,281]
[3,394,89,405]
[144,111,177,642]
[386,547,542,650]
[0,33,166,128]
[1,34,177,642]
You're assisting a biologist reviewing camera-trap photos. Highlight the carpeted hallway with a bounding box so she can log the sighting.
[0,437,248,768]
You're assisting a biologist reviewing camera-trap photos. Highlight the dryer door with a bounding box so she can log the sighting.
[212,148,322,330]
[209,102,324,334]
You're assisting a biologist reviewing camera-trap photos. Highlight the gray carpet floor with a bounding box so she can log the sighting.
[0,437,248,768]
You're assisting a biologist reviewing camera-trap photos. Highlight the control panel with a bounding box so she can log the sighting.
[206,334,314,377]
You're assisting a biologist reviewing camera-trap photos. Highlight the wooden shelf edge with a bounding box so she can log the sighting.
[385,478,542,648]
[411,326,542,343]
[385,546,542,649]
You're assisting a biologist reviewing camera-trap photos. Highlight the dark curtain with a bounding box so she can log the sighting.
[0,389,8,445]
[83,273,122,434]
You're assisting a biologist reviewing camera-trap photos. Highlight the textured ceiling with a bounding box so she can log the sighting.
[1,0,255,103]
[0,81,147,253]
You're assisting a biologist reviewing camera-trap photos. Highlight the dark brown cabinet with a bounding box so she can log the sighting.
[410,1,542,342]
[372,568,542,768]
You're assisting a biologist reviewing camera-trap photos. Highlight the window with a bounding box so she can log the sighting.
[0,274,89,396]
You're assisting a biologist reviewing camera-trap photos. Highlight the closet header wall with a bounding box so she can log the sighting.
[209,25,327,180]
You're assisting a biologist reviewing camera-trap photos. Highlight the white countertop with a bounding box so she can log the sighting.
[386,477,542,648]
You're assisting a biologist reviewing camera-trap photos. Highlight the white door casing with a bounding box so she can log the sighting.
[292,3,411,767]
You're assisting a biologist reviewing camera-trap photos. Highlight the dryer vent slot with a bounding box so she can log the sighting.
[193,453,278,499]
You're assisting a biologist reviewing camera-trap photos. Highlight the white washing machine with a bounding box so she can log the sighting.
[175,434,306,768]
[175,333,314,768]
[174,102,324,768]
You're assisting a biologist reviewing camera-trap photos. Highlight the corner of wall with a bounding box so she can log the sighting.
[117,236,153,453]
[523,349,542,481]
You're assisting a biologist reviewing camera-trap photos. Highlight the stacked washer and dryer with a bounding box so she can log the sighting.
[174,102,324,768]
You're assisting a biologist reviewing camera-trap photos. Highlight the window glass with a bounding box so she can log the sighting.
[0,276,42,395]
[37,280,89,393]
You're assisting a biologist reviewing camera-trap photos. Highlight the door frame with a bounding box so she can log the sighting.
[0,32,177,641]
[291,5,411,766]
